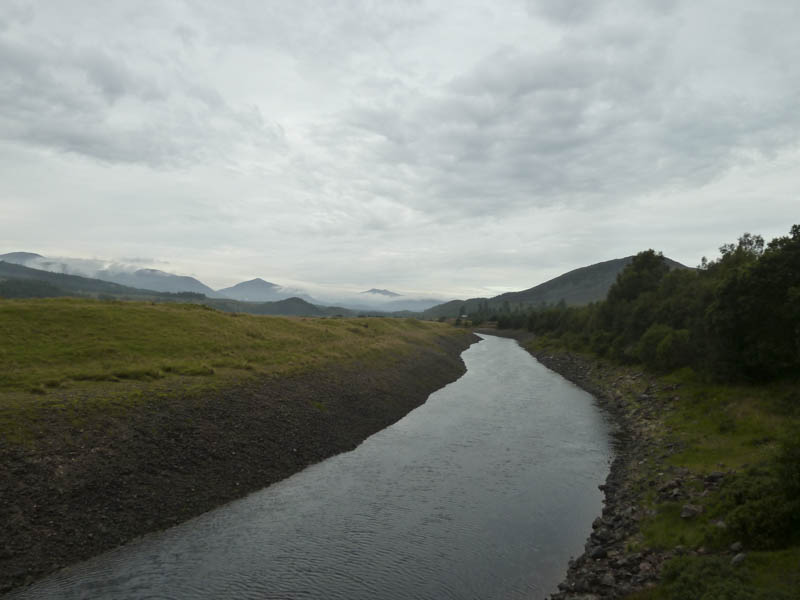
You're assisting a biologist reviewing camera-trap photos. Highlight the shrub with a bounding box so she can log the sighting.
[660,556,791,600]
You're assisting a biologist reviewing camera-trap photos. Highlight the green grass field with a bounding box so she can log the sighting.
[0,298,469,443]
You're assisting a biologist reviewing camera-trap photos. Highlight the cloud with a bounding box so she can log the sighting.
[0,5,284,167]
[1,1,799,297]
[287,0,800,230]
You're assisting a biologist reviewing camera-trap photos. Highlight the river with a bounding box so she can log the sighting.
[8,334,612,600]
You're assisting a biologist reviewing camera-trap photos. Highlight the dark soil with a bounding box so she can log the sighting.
[0,333,477,594]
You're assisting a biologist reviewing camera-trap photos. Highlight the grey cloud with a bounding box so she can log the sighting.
[324,2,800,224]
[528,0,601,24]
[0,15,283,167]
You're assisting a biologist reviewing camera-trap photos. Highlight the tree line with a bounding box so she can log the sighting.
[489,225,800,382]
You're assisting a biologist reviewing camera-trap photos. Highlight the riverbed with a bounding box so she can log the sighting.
[7,334,612,600]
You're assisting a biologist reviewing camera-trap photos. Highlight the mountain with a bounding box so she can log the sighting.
[96,268,221,297]
[360,288,402,297]
[205,296,353,317]
[363,298,443,312]
[0,261,353,317]
[0,252,43,264]
[423,255,689,319]
[216,278,282,302]
[0,261,173,298]
[494,256,687,307]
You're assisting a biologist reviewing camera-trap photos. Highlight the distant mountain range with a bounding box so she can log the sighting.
[422,256,689,319]
[0,252,306,303]
[1,251,689,320]
[0,259,351,317]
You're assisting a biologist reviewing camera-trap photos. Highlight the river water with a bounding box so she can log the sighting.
[9,334,612,600]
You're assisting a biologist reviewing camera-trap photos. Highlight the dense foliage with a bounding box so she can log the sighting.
[489,225,800,382]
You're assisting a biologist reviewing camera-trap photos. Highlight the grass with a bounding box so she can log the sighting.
[0,298,470,443]
[524,334,800,599]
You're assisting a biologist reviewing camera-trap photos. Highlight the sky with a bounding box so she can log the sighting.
[1,0,799,299]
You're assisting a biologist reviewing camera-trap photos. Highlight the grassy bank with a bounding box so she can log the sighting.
[1,298,476,592]
[0,298,468,443]
[526,337,799,600]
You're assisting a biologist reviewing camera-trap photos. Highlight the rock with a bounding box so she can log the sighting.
[680,504,703,519]
[730,541,743,553]
[589,546,607,559]
[600,572,616,587]
[731,553,746,566]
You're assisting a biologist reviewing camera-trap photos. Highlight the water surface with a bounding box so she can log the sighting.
[10,334,612,600]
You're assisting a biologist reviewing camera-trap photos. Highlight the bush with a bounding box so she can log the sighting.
[776,433,800,498]
[660,556,791,600]
[716,467,800,550]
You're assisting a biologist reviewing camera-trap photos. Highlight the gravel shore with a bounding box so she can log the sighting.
[1,333,478,594]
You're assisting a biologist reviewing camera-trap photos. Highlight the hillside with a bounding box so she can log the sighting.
[495,256,687,307]
[0,261,166,299]
[97,268,220,296]
[0,252,43,263]
[423,255,688,319]
[216,278,282,301]
[206,296,353,317]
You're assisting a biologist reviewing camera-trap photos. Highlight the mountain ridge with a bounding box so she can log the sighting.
[423,255,689,319]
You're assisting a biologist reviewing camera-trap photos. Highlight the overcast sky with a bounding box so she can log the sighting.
[1,1,798,298]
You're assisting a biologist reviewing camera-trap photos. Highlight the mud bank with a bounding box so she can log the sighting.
[1,333,478,594]
[481,330,678,600]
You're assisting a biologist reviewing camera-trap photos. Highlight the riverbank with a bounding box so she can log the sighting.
[1,302,478,594]
[528,348,670,599]
[484,329,799,600]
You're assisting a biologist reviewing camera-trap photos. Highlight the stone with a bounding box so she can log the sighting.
[680,504,703,519]
[731,553,747,566]
[600,572,616,587]
[589,546,607,560]
[730,541,743,553]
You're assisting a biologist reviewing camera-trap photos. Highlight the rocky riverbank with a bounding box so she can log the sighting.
[1,332,478,594]
[529,349,671,600]
[474,327,677,599]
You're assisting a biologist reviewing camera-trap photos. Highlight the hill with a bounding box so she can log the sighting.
[97,268,220,296]
[216,278,282,302]
[360,288,402,297]
[0,252,43,263]
[495,256,687,307]
[423,255,688,319]
[0,261,165,299]
[206,296,353,317]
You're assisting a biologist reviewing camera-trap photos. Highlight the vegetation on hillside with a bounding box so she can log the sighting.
[423,255,687,320]
[497,225,800,382]
[513,225,800,599]
[0,298,470,442]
